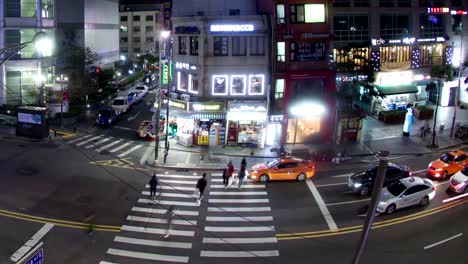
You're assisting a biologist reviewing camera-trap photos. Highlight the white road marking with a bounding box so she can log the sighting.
[160,179,197,185]
[140,145,154,165]
[131,206,199,216]
[76,135,102,146]
[109,142,132,153]
[211,173,223,176]
[107,248,189,263]
[121,225,195,237]
[205,226,274,232]
[10,223,54,262]
[117,144,143,157]
[411,169,427,174]
[332,174,352,178]
[141,191,195,199]
[127,111,140,121]
[208,207,271,212]
[185,152,191,164]
[138,198,199,207]
[200,250,279,258]
[202,237,277,244]
[315,182,347,187]
[434,181,450,187]
[96,140,122,152]
[85,138,111,149]
[424,233,463,250]
[306,180,338,231]
[115,236,192,249]
[208,199,269,203]
[67,134,92,144]
[211,178,253,183]
[210,184,264,189]
[99,261,118,264]
[127,215,197,225]
[209,191,267,196]
[442,192,468,203]
[156,174,200,179]
[145,185,196,191]
[113,126,135,132]
[325,198,371,206]
[206,216,273,222]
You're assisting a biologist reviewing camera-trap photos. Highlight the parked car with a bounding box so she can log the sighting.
[348,163,411,196]
[111,97,130,115]
[248,158,316,183]
[449,166,468,194]
[135,85,149,97]
[127,90,143,105]
[377,177,435,214]
[427,150,468,180]
[96,106,118,127]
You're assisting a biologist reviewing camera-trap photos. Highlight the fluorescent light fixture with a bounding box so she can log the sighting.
[212,75,228,95]
[230,75,247,95]
[248,74,265,95]
[177,72,186,91]
[188,74,198,94]
[304,4,325,23]
[210,24,254,32]
[290,103,326,117]
[227,111,266,121]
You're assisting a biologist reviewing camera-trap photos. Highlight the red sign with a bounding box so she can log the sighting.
[426,7,449,14]
[451,10,468,15]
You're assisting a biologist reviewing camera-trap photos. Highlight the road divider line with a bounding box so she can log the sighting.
[315,182,347,187]
[325,198,371,206]
[10,223,54,262]
[306,180,338,231]
[200,250,279,258]
[423,233,463,250]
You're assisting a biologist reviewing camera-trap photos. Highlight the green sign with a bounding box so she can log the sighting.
[162,63,169,85]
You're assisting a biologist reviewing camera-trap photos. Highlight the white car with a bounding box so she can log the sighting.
[135,85,149,97]
[127,90,143,104]
[111,97,130,115]
[449,166,468,194]
[377,177,435,214]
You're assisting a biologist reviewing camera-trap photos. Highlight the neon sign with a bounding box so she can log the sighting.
[426,7,449,14]
[210,24,254,32]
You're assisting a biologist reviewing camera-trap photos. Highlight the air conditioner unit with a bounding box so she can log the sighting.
[181,94,190,102]
[196,11,204,16]
[169,92,178,99]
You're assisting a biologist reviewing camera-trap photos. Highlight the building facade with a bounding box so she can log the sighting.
[119,4,162,62]
[169,0,271,148]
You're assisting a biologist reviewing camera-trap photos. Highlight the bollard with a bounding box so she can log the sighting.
[54,129,57,137]
[73,126,77,133]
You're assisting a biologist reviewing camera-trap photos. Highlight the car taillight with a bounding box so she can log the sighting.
[409,171,412,176]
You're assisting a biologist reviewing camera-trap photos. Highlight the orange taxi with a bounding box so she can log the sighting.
[427,150,468,179]
[248,157,316,183]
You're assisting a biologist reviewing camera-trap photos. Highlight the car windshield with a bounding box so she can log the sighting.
[461,166,468,176]
[113,99,125,105]
[440,153,455,163]
[366,167,377,176]
[99,111,112,117]
[266,159,280,168]
[129,93,136,97]
[387,181,407,196]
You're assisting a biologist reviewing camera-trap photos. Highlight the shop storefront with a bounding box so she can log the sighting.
[226,101,267,148]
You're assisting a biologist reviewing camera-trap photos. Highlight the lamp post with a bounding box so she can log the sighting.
[56,74,69,128]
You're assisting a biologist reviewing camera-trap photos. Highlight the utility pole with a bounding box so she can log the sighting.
[450,23,464,137]
[428,80,440,148]
[155,31,170,162]
[352,151,389,264]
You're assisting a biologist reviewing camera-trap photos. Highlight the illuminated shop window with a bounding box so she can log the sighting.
[230,75,247,95]
[212,75,228,95]
[289,4,325,23]
[248,75,265,95]
[276,4,285,24]
[277,42,285,62]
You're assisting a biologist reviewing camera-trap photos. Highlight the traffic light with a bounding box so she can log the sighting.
[95,66,101,74]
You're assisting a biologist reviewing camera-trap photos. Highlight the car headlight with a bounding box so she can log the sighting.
[108,119,112,123]
[354,183,362,188]
[252,170,258,174]
[379,201,388,205]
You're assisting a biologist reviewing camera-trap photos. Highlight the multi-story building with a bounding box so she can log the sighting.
[330,0,468,131]
[270,0,336,145]
[0,0,119,106]
[119,4,162,62]
[169,0,272,148]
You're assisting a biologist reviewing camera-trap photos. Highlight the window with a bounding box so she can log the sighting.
[188,74,199,94]
[232,36,247,56]
[419,0,443,6]
[454,154,466,162]
[380,46,411,63]
[214,36,229,56]
[354,0,369,7]
[403,186,419,196]
[333,15,369,44]
[5,29,35,59]
[249,75,265,95]
[133,48,140,53]
[290,42,326,61]
[179,36,187,55]
[6,0,36,17]
[120,25,128,32]
[333,0,350,7]
[146,37,153,43]
[398,0,411,7]
[120,16,128,22]
[380,14,410,39]
[120,37,128,43]
[190,36,199,55]
[278,162,299,169]
[420,14,444,38]
[290,4,325,23]
[380,0,394,7]
[452,15,462,34]
[146,26,153,32]
[41,0,54,18]
[146,15,153,21]
[229,9,240,16]
[333,48,370,69]
[230,75,247,95]
[133,26,140,32]
[386,167,403,178]
[275,79,284,99]
[212,75,228,95]
[133,15,140,21]
[133,37,140,43]
[418,0,429,7]
[276,4,285,24]
[277,42,285,62]
[250,36,265,56]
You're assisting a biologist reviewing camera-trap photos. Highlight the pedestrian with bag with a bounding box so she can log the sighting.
[163,205,175,239]
[222,166,230,190]
[238,164,246,188]
[228,161,235,186]
[149,174,158,199]
[196,173,208,203]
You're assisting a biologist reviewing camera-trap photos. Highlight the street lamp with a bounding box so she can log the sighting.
[56,74,69,128]
[120,55,126,61]
[450,14,465,137]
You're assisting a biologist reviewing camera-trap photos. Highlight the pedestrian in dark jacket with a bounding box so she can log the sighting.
[149,174,158,199]
[238,165,246,188]
[241,157,247,169]
[222,166,230,190]
[196,173,208,203]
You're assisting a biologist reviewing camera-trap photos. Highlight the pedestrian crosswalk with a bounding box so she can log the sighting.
[99,171,279,264]
[65,133,145,159]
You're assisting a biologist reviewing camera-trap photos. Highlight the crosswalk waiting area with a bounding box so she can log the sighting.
[99,171,280,264]
[66,133,144,158]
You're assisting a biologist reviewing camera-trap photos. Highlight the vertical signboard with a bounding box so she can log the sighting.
[163,0,172,31]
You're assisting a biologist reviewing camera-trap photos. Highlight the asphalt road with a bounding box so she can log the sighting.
[0,89,467,263]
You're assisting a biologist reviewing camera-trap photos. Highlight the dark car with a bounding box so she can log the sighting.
[347,163,411,196]
[96,106,118,127]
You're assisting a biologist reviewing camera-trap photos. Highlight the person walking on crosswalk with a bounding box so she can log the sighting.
[149,174,158,199]
[196,173,208,204]
[222,166,230,190]
[238,164,246,188]
[164,205,176,239]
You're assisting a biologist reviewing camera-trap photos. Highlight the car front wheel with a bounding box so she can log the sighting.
[297,173,306,181]
[419,196,429,207]
[385,204,396,214]
[259,174,269,183]
[359,186,370,196]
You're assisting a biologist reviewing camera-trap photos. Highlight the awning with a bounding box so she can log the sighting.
[375,84,419,96]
